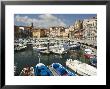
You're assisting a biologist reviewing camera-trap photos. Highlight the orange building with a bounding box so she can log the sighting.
[32,29,46,38]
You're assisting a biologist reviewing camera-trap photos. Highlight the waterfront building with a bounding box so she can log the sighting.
[62,32,69,38]
[83,17,97,41]
[32,29,39,38]
[49,27,59,38]
[68,25,75,39]
[74,20,83,30]
[32,29,46,38]
[61,28,69,38]
[45,29,50,37]
[14,23,34,39]
[83,29,97,41]
[73,29,84,40]
[49,26,65,38]
[71,17,97,41]
[14,25,33,39]
[68,20,83,40]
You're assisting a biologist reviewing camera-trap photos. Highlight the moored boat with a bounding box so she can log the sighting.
[14,43,27,51]
[66,59,97,76]
[84,49,93,54]
[48,65,60,76]
[84,54,94,59]
[19,67,34,76]
[34,63,53,76]
[33,45,47,52]
[40,50,51,54]
[50,44,67,54]
[51,63,76,76]
[51,48,67,54]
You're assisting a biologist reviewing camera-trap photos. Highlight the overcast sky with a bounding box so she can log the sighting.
[14,14,96,28]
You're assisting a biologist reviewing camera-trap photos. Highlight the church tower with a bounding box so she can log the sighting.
[31,22,33,28]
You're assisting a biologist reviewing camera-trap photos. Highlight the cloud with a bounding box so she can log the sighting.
[15,14,66,28]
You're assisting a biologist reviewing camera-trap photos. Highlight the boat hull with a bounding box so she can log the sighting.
[34,63,53,76]
[51,63,76,76]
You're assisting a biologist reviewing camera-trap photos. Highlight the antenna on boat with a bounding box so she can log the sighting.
[38,53,41,63]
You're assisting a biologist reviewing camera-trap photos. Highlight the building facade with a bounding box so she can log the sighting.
[70,20,83,40]
[68,25,75,38]
[83,17,97,41]
[74,20,83,30]
[73,29,84,40]
[49,26,65,38]
[14,25,33,39]
[32,29,46,38]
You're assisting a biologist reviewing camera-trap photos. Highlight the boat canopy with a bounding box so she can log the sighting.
[85,49,92,52]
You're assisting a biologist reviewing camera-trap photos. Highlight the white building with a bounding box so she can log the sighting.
[83,17,97,41]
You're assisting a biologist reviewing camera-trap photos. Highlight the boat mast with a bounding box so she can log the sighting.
[47,38,49,52]
[38,53,40,63]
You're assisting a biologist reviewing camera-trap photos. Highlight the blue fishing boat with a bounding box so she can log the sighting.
[34,53,52,76]
[34,63,53,76]
[51,63,76,76]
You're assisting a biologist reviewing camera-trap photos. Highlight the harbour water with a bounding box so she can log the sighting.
[14,46,70,76]
[14,45,90,76]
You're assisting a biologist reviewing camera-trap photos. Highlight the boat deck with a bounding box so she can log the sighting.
[48,66,60,76]
[66,59,97,76]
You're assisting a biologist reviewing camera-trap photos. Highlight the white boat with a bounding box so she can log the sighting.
[33,45,38,50]
[84,49,93,54]
[14,43,27,51]
[66,59,97,76]
[50,45,67,54]
[37,46,47,51]
[33,45,47,51]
